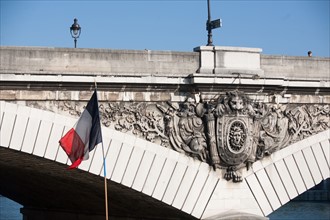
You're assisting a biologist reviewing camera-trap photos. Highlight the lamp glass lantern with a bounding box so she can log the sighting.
[70,18,81,48]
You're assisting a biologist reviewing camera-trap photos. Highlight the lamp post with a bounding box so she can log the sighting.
[70,18,81,48]
[206,0,221,46]
[206,0,213,46]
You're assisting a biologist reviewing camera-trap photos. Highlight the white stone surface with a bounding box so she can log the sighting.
[9,105,30,151]
[303,146,323,185]
[162,154,190,205]
[260,154,273,168]
[305,131,329,146]
[284,155,306,194]
[152,150,179,200]
[214,46,262,75]
[293,151,314,190]
[245,174,273,216]
[121,139,147,187]
[181,162,210,214]
[0,102,17,148]
[202,174,263,218]
[274,159,298,199]
[320,140,330,167]
[264,164,289,205]
[33,110,55,157]
[311,143,330,179]
[279,142,301,159]
[270,149,284,163]
[252,160,264,173]
[131,150,155,191]
[194,46,214,73]
[104,139,122,179]
[142,146,168,196]
[44,115,67,161]
[191,170,219,218]
[194,46,264,75]
[172,158,201,209]
[21,108,43,154]
[255,169,281,211]
[0,101,5,120]
[111,143,133,183]
[214,47,261,69]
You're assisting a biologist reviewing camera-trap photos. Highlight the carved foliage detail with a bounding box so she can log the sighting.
[99,102,168,146]
[52,90,329,182]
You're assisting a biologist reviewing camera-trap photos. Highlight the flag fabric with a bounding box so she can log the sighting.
[59,89,102,169]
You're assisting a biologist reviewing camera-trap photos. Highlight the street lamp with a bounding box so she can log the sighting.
[207,0,213,46]
[70,18,81,48]
[206,0,221,46]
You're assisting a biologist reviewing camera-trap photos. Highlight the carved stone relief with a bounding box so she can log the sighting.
[29,90,329,182]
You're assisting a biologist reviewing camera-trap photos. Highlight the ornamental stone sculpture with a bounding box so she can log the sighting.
[49,89,329,182]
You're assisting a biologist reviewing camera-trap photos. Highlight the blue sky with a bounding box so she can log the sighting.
[1,0,329,57]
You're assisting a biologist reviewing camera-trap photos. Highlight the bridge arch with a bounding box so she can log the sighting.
[0,101,329,219]
[202,129,329,219]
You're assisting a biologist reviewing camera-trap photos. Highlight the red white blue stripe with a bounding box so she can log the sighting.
[59,90,102,169]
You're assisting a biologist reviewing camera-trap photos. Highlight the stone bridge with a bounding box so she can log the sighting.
[0,46,329,220]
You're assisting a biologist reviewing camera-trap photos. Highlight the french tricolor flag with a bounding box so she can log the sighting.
[59,89,102,169]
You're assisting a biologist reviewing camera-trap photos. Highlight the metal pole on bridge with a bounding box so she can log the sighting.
[94,80,109,220]
[206,0,222,46]
[207,0,213,46]
[101,141,109,220]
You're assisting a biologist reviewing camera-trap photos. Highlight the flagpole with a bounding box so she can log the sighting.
[94,80,109,220]
[101,143,109,220]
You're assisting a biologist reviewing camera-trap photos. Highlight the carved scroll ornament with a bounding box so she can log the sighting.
[54,90,329,182]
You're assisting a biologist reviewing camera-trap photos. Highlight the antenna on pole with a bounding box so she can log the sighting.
[206,0,222,46]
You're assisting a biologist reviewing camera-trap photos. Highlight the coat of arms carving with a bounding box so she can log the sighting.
[53,89,329,183]
[207,90,257,182]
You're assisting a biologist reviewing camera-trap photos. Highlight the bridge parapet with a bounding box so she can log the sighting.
[0,46,198,76]
[1,46,329,80]
[1,46,329,105]
[194,46,263,75]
